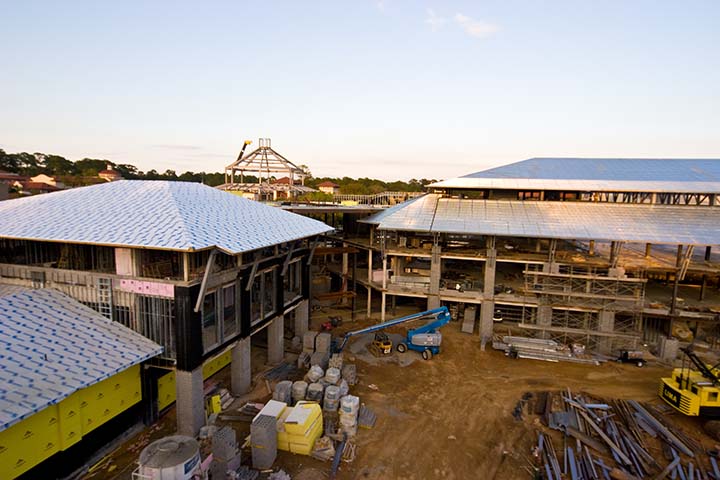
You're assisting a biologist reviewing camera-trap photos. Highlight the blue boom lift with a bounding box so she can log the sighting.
[336,307,452,360]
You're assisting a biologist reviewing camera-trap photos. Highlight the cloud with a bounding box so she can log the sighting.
[454,13,499,38]
[376,0,386,12]
[425,8,447,32]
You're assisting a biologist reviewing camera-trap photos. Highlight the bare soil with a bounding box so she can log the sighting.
[92,305,711,480]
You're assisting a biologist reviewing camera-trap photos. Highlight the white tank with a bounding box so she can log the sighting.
[137,435,201,480]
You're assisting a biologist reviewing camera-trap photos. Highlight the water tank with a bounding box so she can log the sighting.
[137,435,201,480]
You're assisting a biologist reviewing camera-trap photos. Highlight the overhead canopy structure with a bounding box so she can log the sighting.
[430,158,720,193]
[0,287,162,431]
[223,138,307,185]
[0,180,333,254]
[361,194,720,245]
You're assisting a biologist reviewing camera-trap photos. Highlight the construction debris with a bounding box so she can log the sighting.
[523,389,715,479]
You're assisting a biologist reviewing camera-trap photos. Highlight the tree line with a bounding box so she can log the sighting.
[0,149,438,193]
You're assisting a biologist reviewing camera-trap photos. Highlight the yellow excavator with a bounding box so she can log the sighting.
[659,345,720,438]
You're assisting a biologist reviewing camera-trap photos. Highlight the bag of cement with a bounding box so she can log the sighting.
[324,367,341,385]
[338,379,349,397]
[272,381,292,404]
[292,381,308,404]
[341,364,357,385]
[340,395,360,418]
[307,365,324,383]
[306,382,324,402]
[323,385,340,412]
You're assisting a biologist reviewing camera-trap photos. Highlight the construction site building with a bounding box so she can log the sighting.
[218,138,317,201]
[326,158,720,354]
[0,180,332,447]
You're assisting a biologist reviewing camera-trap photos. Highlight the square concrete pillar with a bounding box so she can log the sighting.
[176,366,205,436]
[597,310,615,354]
[479,300,495,348]
[294,299,309,337]
[268,315,285,365]
[427,295,441,310]
[231,337,252,395]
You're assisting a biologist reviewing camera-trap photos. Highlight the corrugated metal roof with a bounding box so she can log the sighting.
[0,287,163,432]
[363,197,720,245]
[0,180,333,254]
[430,158,720,193]
[361,194,435,226]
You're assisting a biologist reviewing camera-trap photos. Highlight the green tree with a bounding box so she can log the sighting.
[42,154,77,175]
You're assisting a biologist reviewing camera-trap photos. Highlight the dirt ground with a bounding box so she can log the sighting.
[90,303,711,480]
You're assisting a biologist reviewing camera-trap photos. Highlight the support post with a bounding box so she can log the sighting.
[706,246,712,261]
[267,315,284,365]
[427,241,442,310]
[597,310,615,354]
[381,291,387,321]
[479,236,497,349]
[176,366,205,436]
[341,243,349,305]
[645,243,652,258]
[588,240,595,256]
[231,337,252,395]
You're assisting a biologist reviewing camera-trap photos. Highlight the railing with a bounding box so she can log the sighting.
[333,191,424,206]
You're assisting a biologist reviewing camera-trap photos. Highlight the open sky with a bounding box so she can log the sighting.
[1,1,719,181]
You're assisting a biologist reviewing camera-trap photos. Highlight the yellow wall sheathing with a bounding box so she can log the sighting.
[0,364,141,479]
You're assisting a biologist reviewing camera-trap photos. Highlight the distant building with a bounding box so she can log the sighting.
[13,180,61,195]
[98,164,123,181]
[30,173,66,189]
[318,181,340,195]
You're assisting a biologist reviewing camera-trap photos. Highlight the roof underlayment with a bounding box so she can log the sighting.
[0,180,333,253]
[361,194,720,245]
[430,158,720,192]
[0,287,163,432]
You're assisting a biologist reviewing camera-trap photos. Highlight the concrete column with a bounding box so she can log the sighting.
[427,243,442,311]
[537,306,552,327]
[366,286,372,318]
[231,337,252,395]
[381,291,387,321]
[706,246,712,261]
[645,243,652,258]
[597,310,615,354]
[588,240,595,256]
[382,256,388,289]
[479,238,497,348]
[341,245,349,305]
[176,366,205,436]
[367,249,373,284]
[268,315,284,365]
[294,299,309,337]
[676,244,683,267]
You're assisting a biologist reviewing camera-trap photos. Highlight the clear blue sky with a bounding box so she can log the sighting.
[1,1,719,180]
